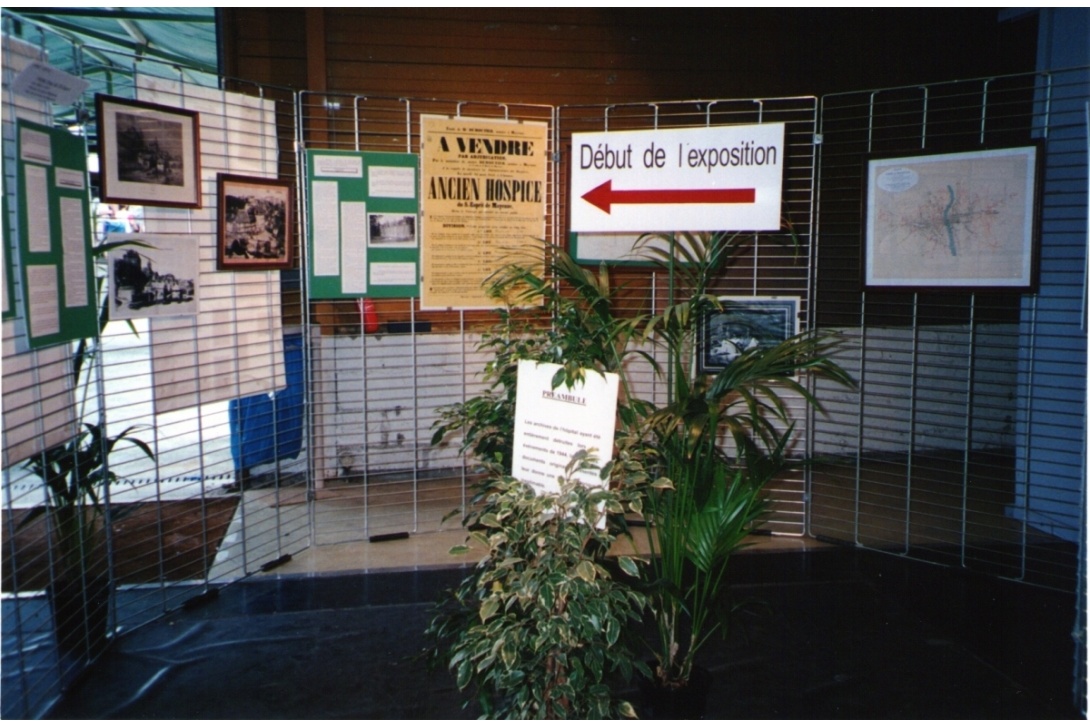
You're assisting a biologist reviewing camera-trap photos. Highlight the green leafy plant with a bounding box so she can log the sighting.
[482,243,650,404]
[431,309,549,471]
[634,230,855,689]
[428,231,854,709]
[426,452,649,719]
[431,242,652,471]
[16,236,157,651]
[21,422,154,577]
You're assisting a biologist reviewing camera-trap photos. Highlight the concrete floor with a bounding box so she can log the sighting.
[253,514,831,578]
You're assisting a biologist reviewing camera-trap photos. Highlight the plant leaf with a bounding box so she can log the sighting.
[575,560,596,583]
[479,597,499,622]
[617,555,639,578]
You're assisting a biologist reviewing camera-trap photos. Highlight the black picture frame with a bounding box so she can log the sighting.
[700,296,800,373]
[96,94,202,209]
[862,145,1041,291]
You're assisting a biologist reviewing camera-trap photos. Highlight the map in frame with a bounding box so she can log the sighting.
[864,145,1039,290]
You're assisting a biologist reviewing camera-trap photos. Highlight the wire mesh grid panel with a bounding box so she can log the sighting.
[556,97,821,535]
[299,94,556,544]
[810,68,1087,591]
[1,26,307,717]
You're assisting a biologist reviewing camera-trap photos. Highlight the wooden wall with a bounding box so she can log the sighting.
[217,9,1038,332]
[221,9,1036,104]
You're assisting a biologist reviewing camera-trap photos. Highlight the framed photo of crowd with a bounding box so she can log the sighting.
[216,173,294,271]
[96,94,201,209]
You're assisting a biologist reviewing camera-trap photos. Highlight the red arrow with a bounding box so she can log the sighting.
[581,180,756,214]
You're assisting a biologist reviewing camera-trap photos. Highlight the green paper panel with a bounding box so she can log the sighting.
[15,119,97,348]
[306,149,420,299]
[2,174,14,321]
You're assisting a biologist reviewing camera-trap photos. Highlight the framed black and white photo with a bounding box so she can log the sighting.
[96,94,201,208]
[863,145,1041,291]
[217,173,294,271]
[701,296,800,373]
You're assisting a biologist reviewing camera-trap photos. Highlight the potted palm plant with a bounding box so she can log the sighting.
[429,234,852,717]
[16,237,156,656]
[633,231,854,715]
[21,421,154,654]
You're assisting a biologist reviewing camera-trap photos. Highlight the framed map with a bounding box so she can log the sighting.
[863,145,1040,291]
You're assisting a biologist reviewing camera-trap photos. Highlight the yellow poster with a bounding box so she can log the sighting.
[420,115,548,310]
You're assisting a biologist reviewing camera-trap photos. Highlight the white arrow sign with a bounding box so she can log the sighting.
[570,123,785,233]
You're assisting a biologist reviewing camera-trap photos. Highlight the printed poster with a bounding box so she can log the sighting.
[419,116,548,310]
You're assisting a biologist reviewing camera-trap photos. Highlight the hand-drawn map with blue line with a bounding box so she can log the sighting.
[865,146,1037,288]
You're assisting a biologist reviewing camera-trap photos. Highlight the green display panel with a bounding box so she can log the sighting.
[15,119,97,348]
[306,149,420,299]
[3,176,15,321]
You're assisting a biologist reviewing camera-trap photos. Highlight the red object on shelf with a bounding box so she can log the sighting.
[357,298,379,333]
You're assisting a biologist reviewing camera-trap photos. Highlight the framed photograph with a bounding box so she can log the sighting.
[217,173,294,271]
[96,94,201,208]
[701,296,800,373]
[863,145,1041,291]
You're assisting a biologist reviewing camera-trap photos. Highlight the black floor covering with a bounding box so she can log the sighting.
[43,547,1083,719]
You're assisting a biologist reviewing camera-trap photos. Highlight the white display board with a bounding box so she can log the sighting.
[1,36,79,466]
[510,360,619,494]
[136,75,286,413]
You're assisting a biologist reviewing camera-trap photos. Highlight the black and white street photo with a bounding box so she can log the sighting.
[114,112,185,187]
[108,234,199,319]
[96,94,201,208]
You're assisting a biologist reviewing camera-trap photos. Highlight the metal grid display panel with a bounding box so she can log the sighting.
[298,94,556,544]
[1,25,308,718]
[810,69,1087,592]
[555,98,821,535]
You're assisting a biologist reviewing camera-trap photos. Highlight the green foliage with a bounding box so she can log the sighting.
[484,242,650,395]
[427,229,855,710]
[21,422,154,575]
[18,237,158,578]
[633,230,855,688]
[430,242,653,471]
[426,454,649,719]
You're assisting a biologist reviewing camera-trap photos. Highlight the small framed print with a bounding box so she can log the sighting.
[217,173,294,271]
[863,145,1041,291]
[701,296,800,373]
[96,94,201,208]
